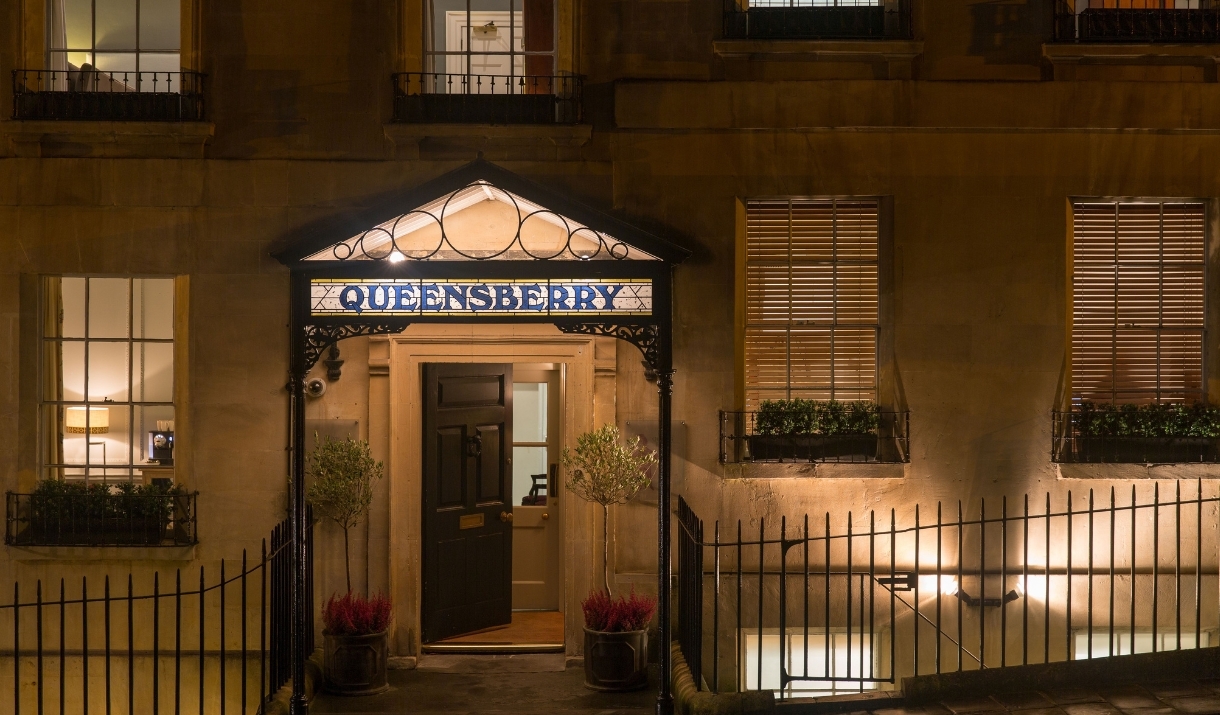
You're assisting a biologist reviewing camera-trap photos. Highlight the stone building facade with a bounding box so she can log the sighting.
[3,0,1220,685]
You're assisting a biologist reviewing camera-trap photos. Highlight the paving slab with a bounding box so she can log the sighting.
[1163,697,1220,715]
[309,663,658,714]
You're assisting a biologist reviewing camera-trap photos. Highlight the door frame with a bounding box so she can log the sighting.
[370,324,615,657]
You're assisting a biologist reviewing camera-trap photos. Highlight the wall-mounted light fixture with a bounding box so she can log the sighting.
[940,577,1021,608]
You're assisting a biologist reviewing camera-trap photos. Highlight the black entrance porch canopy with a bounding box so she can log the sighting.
[273,158,690,715]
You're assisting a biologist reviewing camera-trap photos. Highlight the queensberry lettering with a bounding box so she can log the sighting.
[339,285,365,313]
[326,282,640,314]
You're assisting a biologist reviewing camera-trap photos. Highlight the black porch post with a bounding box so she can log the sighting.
[655,322,675,715]
[289,282,310,715]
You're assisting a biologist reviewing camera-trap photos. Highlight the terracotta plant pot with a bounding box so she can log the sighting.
[322,630,389,695]
[583,627,649,692]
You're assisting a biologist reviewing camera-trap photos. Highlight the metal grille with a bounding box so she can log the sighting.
[744,199,880,410]
[723,0,912,40]
[1053,1,1220,42]
[1071,201,1206,405]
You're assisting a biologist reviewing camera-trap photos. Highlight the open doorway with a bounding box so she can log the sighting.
[421,362,565,653]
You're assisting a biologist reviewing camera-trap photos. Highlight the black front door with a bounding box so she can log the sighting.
[422,363,513,643]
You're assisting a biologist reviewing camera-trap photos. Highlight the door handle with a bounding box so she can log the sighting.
[466,433,482,457]
[542,512,549,520]
[500,511,514,523]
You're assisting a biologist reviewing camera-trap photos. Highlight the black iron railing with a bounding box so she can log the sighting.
[5,490,199,547]
[719,410,910,464]
[1053,1,1220,43]
[723,0,912,40]
[1051,411,1220,464]
[0,510,312,714]
[12,70,206,121]
[678,481,1220,696]
[392,72,582,124]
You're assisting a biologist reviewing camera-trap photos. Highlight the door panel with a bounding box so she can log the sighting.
[423,363,513,643]
[511,369,562,611]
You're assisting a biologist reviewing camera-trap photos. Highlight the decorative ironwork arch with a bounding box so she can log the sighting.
[276,159,688,715]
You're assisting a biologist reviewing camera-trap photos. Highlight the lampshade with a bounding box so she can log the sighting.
[65,406,109,434]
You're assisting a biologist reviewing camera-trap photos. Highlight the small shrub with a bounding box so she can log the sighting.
[1074,401,1220,439]
[321,591,393,636]
[755,399,880,436]
[581,588,657,633]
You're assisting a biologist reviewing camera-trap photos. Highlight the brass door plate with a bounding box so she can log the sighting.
[459,513,485,530]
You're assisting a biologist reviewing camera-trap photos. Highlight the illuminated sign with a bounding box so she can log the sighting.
[310,279,652,317]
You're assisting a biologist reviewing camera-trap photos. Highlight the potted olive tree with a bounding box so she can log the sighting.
[307,435,391,695]
[562,424,658,691]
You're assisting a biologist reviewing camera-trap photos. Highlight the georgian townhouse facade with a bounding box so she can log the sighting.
[4,0,1220,710]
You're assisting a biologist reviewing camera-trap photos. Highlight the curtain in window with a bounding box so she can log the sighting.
[41,276,64,480]
[49,0,69,88]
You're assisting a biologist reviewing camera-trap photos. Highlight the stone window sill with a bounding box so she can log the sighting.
[9,545,197,561]
[1043,43,1220,81]
[1058,463,1220,480]
[714,39,922,79]
[724,462,905,480]
[0,120,214,158]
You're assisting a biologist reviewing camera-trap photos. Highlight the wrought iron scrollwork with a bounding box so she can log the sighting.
[300,322,409,374]
[557,322,661,371]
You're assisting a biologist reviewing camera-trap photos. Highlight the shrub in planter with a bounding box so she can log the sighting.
[581,588,657,692]
[321,592,393,695]
[27,480,181,545]
[749,399,881,461]
[1070,402,1220,462]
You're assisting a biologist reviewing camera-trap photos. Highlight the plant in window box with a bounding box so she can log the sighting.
[562,424,658,691]
[1071,402,1220,463]
[307,435,390,695]
[748,399,880,462]
[26,480,181,545]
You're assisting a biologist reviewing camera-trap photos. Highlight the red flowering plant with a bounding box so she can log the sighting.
[581,588,657,633]
[322,591,393,637]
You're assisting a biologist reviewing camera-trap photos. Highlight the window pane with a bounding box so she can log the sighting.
[95,0,138,50]
[136,53,181,75]
[133,342,174,402]
[63,0,94,51]
[61,277,86,338]
[135,405,175,464]
[139,0,180,51]
[513,382,547,442]
[512,446,547,505]
[61,341,85,400]
[92,53,138,76]
[88,341,129,402]
[133,278,174,339]
[88,278,130,338]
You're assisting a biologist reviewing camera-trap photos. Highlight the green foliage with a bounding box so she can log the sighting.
[562,424,657,509]
[1074,402,1220,438]
[562,424,657,595]
[29,479,184,523]
[754,399,881,436]
[306,435,383,593]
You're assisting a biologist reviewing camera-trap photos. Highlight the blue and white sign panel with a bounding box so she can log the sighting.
[311,278,652,317]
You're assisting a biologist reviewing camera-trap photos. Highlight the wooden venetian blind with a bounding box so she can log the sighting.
[1072,201,1206,404]
[744,199,879,410]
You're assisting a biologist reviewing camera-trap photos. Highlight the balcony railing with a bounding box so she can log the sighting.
[5,489,199,547]
[1052,410,1220,464]
[723,0,913,41]
[1053,1,1220,43]
[392,73,582,124]
[12,69,206,121]
[719,410,910,464]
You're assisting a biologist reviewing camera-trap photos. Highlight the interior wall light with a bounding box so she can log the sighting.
[944,576,1021,608]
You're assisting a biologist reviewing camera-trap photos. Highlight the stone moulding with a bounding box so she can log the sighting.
[0,120,214,158]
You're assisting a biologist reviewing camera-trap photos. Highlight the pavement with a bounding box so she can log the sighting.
[309,659,661,714]
[781,680,1220,715]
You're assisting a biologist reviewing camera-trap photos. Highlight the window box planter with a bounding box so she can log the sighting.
[27,516,168,546]
[746,433,877,462]
[5,484,197,547]
[1062,437,1220,464]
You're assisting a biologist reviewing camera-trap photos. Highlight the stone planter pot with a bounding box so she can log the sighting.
[323,630,389,696]
[746,433,877,462]
[583,627,649,692]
